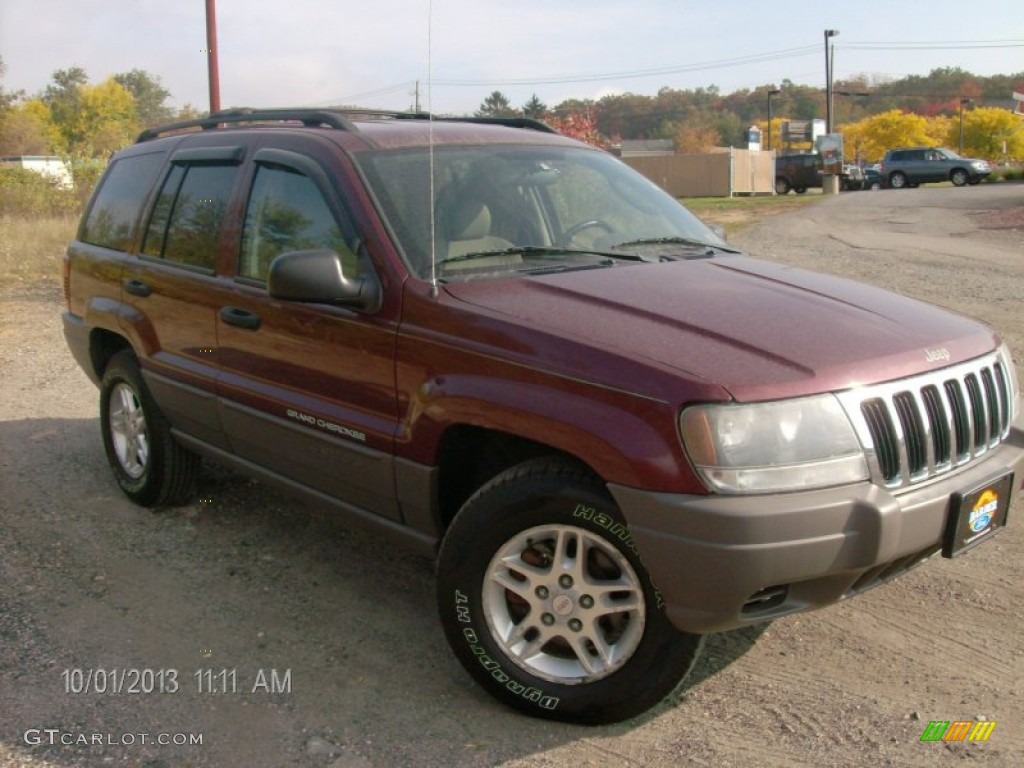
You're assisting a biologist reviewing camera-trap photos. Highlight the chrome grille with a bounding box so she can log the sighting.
[837,351,1016,489]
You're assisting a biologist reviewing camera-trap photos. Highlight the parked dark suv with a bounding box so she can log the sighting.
[775,153,861,193]
[774,152,823,194]
[881,147,991,188]
[63,108,1023,724]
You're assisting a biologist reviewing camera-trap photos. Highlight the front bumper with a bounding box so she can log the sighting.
[610,421,1024,634]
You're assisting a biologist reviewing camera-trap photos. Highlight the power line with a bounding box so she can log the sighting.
[431,45,822,87]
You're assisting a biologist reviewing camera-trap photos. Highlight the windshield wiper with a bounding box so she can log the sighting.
[612,236,741,257]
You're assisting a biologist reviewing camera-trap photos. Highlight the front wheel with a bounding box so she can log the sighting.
[100,351,198,506]
[774,177,791,195]
[436,458,704,724]
[950,169,969,187]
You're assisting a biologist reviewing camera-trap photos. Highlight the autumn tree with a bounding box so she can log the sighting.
[545,111,609,148]
[837,109,943,162]
[673,123,721,153]
[948,106,1024,161]
[0,100,60,156]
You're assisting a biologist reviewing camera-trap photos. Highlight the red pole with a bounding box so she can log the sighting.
[206,0,221,113]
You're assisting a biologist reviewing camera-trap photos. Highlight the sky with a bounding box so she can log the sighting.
[1,1,1022,116]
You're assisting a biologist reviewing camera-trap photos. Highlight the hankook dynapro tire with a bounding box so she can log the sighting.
[436,457,704,724]
[100,350,198,506]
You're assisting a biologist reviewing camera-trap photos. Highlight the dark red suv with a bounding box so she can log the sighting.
[63,109,1023,724]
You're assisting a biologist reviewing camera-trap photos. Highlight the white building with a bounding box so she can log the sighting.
[0,155,74,188]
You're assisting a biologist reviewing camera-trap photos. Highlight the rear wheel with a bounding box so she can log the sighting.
[794,186,807,194]
[950,168,969,187]
[436,458,704,724]
[889,172,908,189]
[774,177,791,195]
[100,351,198,506]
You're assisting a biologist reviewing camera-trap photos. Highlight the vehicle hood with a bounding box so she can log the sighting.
[443,256,997,402]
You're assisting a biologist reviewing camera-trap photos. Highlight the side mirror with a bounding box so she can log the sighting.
[268,249,381,313]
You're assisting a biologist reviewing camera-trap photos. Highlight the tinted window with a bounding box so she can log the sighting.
[143,164,238,270]
[239,165,354,281]
[81,153,165,251]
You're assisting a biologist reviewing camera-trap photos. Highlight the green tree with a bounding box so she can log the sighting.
[522,94,547,119]
[0,55,25,111]
[40,69,139,157]
[42,66,89,129]
[476,91,516,117]
[113,69,174,127]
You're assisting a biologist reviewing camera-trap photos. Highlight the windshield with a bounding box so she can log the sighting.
[355,144,729,280]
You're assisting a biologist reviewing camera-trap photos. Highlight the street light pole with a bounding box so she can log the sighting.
[824,29,839,133]
[767,89,781,151]
[959,98,973,155]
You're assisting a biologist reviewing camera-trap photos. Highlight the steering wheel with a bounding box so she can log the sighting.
[559,219,614,246]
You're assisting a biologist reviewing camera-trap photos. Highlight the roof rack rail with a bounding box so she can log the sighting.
[135,107,432,143]
[135,108,557,143]
[436,116,557,134]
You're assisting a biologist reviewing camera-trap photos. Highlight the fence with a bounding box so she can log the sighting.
[623,148,776,197]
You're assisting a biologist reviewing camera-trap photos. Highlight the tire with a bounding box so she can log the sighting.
[774,177,791,195]
[99,350,198,506]
[870,181,881,190]
[950,169,968,187]
[794,186,807,194]
[436,457,704,724]
[889,172,907,189]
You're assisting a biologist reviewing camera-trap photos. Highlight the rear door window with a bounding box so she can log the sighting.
[80,152,165,251]
[142,163,239,270]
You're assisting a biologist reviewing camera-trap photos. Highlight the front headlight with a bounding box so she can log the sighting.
[680,394,868,494]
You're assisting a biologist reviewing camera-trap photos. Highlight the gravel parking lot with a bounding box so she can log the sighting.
[1,184,1022,767]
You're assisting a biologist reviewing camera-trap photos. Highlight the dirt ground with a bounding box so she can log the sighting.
[1,185,1022,768]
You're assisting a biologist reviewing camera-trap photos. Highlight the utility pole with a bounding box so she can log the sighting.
[959,98,973,155]
[414,81,421,113]
[824,29,839,133]
[767,89,781,151]
[206,0,221,114]
[823,29,840,195]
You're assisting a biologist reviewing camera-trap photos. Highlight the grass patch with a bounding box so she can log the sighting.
[684,194,824,236]
[0,215,78,291]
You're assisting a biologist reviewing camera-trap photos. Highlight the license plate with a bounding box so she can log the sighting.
[942,473,1013,558]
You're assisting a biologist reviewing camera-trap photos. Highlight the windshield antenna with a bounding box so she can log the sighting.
[427,0,438,297]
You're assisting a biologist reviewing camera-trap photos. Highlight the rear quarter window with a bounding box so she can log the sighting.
[80,152,165,251]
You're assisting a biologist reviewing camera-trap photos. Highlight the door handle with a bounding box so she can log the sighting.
[123,278,152,297]
[219,306,261,330]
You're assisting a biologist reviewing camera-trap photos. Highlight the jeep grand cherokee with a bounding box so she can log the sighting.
[62,108,1023,724]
